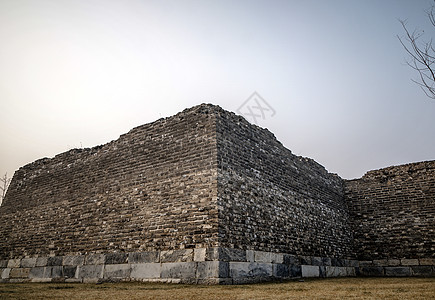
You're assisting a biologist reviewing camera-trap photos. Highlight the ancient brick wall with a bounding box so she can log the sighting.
[0,103,433,283]
[345,161,435,261]
[0,105,219,259]
[215,108,354,259]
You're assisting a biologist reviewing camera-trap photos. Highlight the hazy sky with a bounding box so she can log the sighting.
[0,0,434,180]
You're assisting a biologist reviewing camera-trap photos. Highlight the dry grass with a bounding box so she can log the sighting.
[0,277,434,300]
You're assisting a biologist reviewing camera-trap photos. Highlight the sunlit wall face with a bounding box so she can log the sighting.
[0,0,434,181]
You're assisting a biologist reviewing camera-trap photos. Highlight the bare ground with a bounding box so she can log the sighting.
[0,277,434,300]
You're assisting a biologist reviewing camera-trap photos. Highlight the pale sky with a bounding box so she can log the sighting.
[0,0,434,181]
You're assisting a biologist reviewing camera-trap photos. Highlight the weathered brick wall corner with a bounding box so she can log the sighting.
[0,103,433,283]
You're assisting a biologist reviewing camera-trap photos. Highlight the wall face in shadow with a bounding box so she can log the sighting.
[215,108,354,259]
[345,161,435,261]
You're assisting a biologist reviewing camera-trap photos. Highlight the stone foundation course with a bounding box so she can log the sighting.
[0,248,357,284]
[1,248,433,284]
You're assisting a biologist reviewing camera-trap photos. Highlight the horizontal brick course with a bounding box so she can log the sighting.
[345,161,435,261]
[0,105,219,259]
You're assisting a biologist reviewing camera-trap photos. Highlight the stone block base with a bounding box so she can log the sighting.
[0,248,433,284]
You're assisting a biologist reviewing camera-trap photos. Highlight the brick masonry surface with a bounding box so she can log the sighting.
[215,108,354,258]
[0,105,220,258]
[345,161,435,261]
[0,103,434,283]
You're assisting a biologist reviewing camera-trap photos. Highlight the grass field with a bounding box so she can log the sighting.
[0,277,434,300]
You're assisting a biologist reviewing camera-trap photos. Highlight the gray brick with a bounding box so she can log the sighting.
[290,265,302,277]
[419,258,435,266]
[386,259,400,266]
[358,261,373,267]
[20,258,37,268]
[301,265,319,277]
[29,267,45,279]
[77,265,104,279]
[322,257,332,266]
[400,259,419,266]
[161,249,193,263]
[254,251,271,263]
[194,248,206,262]
[45,266,63,278]
[197,261,228,279]
[385,267,411,276]
[161,262,197,279]
[128,252,160,264]
[411,266,432,276]
[47,256,63,266]
[359,267,384,276]
[300,256,312,265]
[9,268,30,278]
[283,254,299,266]
[130,263,161,279]
[0,260,8,268]
[103,264,130,279]
[311,257,323,266]
[273,264,289,278]
[35,257,48,267]
[105,253,128,265]
[84,254,105,265]
[229,262,272,280]
[63,256,85,266]
[246,250,255,262]
[348,260,359,267]
[206,248,246,262]
[7,259,20,268]
[1,268,11,279]
[63,266,77,279]
[325,266,348,277]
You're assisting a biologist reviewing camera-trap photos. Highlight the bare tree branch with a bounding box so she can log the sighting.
[398,3,435,100]
[427,5,435,27]
[0,173,12,205]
